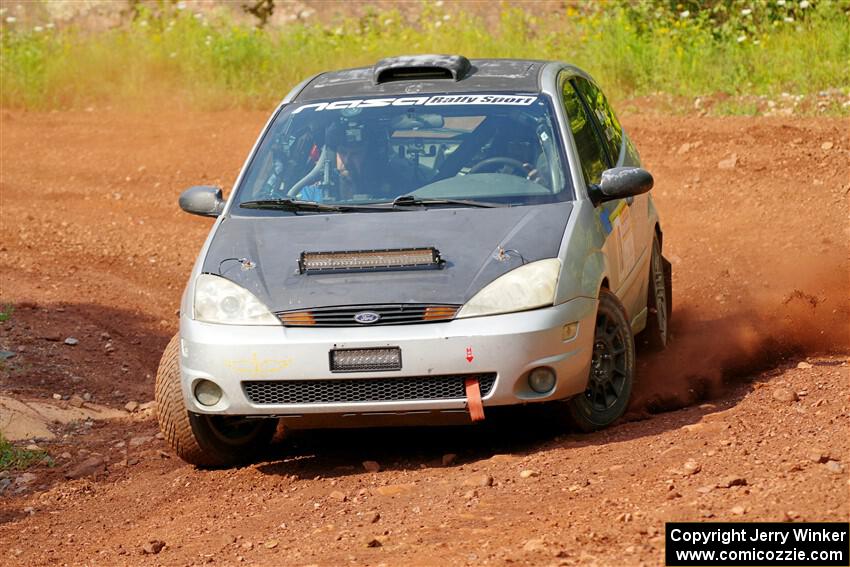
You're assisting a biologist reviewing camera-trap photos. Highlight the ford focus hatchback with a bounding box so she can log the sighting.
[156,55,672,467]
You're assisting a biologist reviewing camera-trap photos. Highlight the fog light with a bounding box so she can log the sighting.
[195,379,222,406]
[528,367,556,393]
[562,322,578,341]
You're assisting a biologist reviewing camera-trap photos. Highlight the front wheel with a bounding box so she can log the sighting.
[566,290,636,432]
[155,335,277,467]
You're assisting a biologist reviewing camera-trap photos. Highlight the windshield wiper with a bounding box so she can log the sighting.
[390,195,505,208]
[239,199,390,213]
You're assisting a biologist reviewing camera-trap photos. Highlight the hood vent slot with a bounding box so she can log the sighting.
[373,55,471,84]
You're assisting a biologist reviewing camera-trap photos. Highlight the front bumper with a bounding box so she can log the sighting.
[178,297,597,421]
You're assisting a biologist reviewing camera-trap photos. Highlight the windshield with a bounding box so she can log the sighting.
[234,93,571,211]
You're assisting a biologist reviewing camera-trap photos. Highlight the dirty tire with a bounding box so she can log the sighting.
[644,235,672,350]
[567,290,636,432]
[155,334,276,468]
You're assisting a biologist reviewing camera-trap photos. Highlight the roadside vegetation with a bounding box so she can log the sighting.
[0,0,848,111]
[0,434,51,471]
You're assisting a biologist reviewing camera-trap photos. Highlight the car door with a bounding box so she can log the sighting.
[559,76,626,295]
[571,77,651,295]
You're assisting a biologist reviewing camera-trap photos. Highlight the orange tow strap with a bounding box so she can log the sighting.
[464,377,485,422]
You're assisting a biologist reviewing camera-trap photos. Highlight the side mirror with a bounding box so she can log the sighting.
[589,167,654,206]
[179,186,225,217]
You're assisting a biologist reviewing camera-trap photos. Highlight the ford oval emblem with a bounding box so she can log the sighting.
[353,311,381,324]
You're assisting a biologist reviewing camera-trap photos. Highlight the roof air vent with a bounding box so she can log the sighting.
[373,55,471,84]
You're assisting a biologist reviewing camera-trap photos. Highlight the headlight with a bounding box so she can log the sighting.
[456,258,561,319]
[193,274,280,325]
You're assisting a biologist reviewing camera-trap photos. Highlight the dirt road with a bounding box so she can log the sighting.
[1,108,848,566]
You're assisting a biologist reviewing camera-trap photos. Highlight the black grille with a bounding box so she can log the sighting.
[277,304,459,327]
[243,374,497,405]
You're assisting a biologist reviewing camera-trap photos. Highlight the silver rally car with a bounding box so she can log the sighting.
[156,55,672,467]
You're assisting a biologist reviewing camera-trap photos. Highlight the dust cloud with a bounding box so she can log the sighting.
[632,258,849,413]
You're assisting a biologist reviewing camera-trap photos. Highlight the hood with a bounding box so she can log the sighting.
[202,202,572,312]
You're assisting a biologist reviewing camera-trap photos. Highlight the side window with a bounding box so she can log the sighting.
[561,80,608,185]
[572,77,623,164]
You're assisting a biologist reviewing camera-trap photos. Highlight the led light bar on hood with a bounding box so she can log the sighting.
[298,248,443,274]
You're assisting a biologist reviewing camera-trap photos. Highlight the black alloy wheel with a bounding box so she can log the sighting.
[586,310,630,412]
[195,414,274,447]
[566,289,635,432]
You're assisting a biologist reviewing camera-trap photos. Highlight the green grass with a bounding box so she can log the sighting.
[0,434,51,471]
[0,304,12,322]
[0,1,848,111]
[712,98,763,116]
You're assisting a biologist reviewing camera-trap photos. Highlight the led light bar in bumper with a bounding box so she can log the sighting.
[330,347,402,372]
[298,248,442,274]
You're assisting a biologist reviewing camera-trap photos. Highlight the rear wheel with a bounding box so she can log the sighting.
[567,290,635,432]
[155,335,276,467]
[643,235,671,350]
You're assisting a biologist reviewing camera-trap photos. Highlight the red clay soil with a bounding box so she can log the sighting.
[0,108,848,566]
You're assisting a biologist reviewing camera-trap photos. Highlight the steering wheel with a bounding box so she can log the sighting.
[468,157,528,177]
